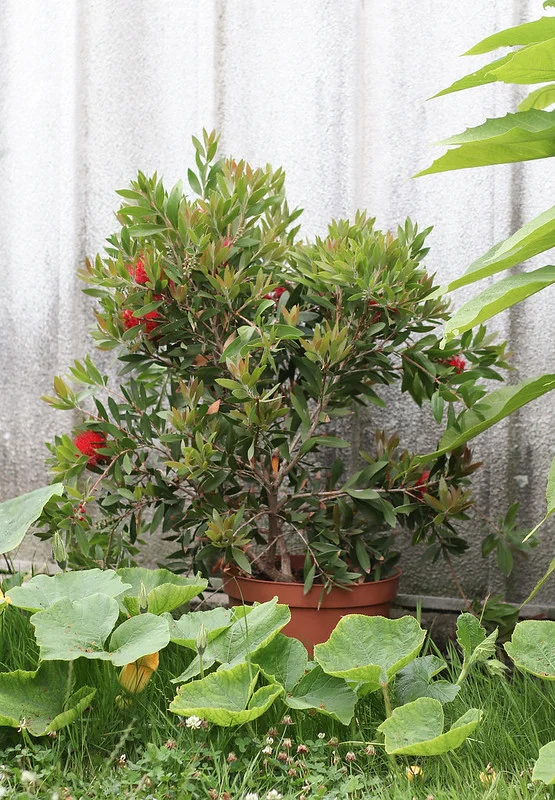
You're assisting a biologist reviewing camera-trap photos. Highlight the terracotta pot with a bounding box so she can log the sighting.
[223,565,401,653]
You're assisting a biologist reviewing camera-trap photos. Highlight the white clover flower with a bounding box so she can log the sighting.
[265,736,274,745]
[185,715,203,729]
[266,792,283,800]
[262,745,273,755]
[20,770,38,786]
[317,732,326,739]
[244,794,259,800]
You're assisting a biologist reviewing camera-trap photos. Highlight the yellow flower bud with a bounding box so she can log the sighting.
[406,765,424,782]
[118,652,159,694]
[479,768,497,786]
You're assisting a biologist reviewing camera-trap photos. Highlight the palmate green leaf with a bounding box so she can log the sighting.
[465,16,555,55]
[430,206,555,296]
[285,666,358,725]
[492,38,555,84]
[442,266,555,341]
[396,656,460,705]
[419,375,555,459]
[313,615,425,692]
[377,697,482,755]
[416,110,555,176]
[8,569,131,612]
[168,607,233,649]
[251,633,308,691]
[169,663,283,726]
[117,568,207,616]
[519,83,555,111]
[0,662,95,737]
[533,741,555,784]
[504,620,555,679]
[0,483,63,555]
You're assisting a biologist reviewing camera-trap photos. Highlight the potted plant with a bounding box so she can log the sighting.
[37,130,511,649]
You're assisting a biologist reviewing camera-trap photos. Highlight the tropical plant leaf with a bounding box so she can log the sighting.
[169,663,283,726]
[117,568,207,616]
[533,741,555,784]
[420,375,555,459]
[396,656,460,705]
[377,697,482,755]
[519,84,555,111]
[504,620,555,679]
[107,614,170,666]
[8,569,131,612]
[168,607,233,649]
[251,633,308,691]
[313,615,425,692]
[434,53,513,97]
[285,665,357,725]
[0,661,95,736]
[492,38,555,84]
[0,484,63,555]
[442,266,555,341]
[416,111,555,176]
[465,17,555,55]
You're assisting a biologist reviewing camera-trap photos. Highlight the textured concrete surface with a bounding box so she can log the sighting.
[1,0,554,605]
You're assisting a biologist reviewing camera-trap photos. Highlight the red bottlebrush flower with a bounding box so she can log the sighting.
[414,469,430,500]
[74,431,107,467]
[264,286,287,302]
[126,256,149,285]
[123,309,160,333]
[440,355,466,374]
[222,236,234,249]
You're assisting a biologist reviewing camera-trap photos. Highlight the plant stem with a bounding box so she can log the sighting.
[381,683,393,718]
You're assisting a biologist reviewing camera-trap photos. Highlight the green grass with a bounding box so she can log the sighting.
[0,608,553,799]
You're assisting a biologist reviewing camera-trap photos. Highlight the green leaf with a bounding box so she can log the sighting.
[465,17,555,55]
[434,53,513,98]
[519,83,555,111]
[107,613,170,666]
[431,206,555,296]
[8,569,132,612]
[187,168,202,196]
[251,633,308,691]
[520,555,555,607]
[504,620,555,679]
[0,484,64,555]
[419,375,555,459]
[0,662,95,737]
[442,266,555,342]
[377,697,482,755]
[492,38,555,85]
[313,615,425,692]
[345,489,380,501]
[416,110,555,176]
[456,613,488,661]
[168,607,233,649]
[285,665,357,725]
[117,568,207,616]
[396,656,460,705]
[523,455,555,542]
[533,741,555,784]
[299,436,351,456]
[169,663,283,726]
[128,224,168,237]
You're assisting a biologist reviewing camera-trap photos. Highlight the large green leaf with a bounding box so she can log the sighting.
[377,697,482,755]
[285,665,357,725]
[117,568,207,616]
[108,613,170,666]
[396,656,460,705]
[0,484,63,555]
[313,615,425,692]
[504,620,555,679]
[168,607,233,649]
[169,663,283,726]
[0,661,95,736]
[492,38,555,84]
[434,54,512,98]
[430,206,555,296]
[442,266,555,342]
[416,110,555,176]
[174,598,291,682]
[8,569,131,612]
[419,375,555,459]
[533,741,555,784]
[465,17,555,55]
[519,84,555,111]
[251,633,308,691]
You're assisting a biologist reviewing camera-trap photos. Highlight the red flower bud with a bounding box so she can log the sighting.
[123,309,160,333]
[74,431,107,467]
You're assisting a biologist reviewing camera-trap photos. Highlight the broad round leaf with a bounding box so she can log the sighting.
[0,484,63,555]
[108,613,170,666]
[169,663,283,726]
[377,697,482,755]
[117,568,207,616]
[0,661,95,736]
[314,615,426,692]
[533,741,555,784]
[168,607,233,649]
[504,620,555,679]
[396,656,460,705]
[251,633,308,691]
[8,569,131,612]
[285,665,357,725]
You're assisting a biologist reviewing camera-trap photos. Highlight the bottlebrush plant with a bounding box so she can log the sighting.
[37,130,514,590]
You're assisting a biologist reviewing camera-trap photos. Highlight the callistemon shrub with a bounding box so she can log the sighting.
[39,130,508,585]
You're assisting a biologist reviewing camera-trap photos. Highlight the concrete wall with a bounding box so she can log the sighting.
[1,0,554,606]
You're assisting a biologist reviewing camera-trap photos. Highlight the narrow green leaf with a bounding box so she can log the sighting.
[519,83,555,111]
[187,169,202,196]
[434,53,512,98]
[492,38,555,84]
[464,17,555,55]
[128,224,167,237]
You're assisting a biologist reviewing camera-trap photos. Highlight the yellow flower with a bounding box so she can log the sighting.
[406,764,424,782]
[118,651,159,694]
[479,767,497,786]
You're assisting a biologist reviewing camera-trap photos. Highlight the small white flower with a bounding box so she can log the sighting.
[20,770,38,786]
[244,794,259,800]
[265,736,274,745]
[317,732,326,739]
[262,745,273,755]
[266,792,283,800]
[0,788,7,798]
[185,715,203,729]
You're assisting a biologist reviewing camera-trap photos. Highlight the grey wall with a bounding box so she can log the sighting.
[1,0,554,606]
